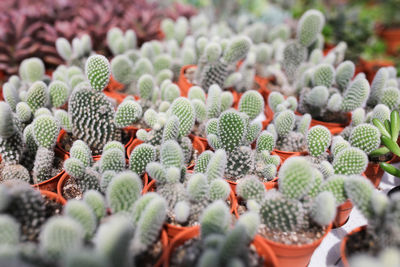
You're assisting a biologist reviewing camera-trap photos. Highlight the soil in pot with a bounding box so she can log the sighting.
[62,176,83,200]
[170,237,265,267]
[344,227,379,258]
[260,223,327,245]
[57,129,132,156]
[43,193,64,216]
[133,233,165,267]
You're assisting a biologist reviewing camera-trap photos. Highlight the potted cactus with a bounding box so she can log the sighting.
[59,139,156,201]
[204,108,281,191]
[341,177,400,267]
[235,157,336,267]
[266,93,310,161]
[57,54,141,157]
[163,200,278,267]
[145,141,236,239]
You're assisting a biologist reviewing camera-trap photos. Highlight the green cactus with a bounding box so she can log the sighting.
[306,125,331,157]
[278,157,314,199]
[341,78,370,112]
[174,201,191,223]
[297,9,325,47]
[275,110,295,137]
[54,110,72,133]
[256,131,275,152]
[114,100,142,128]
[268,92,285,113]
[0,215,20,245]
[367,68,388,107]
[238,90,264,120]
[321,175,347,205]
[312,64,335,88]
[94,214,133,267]
[70,140,92,167]
[200,200,230,239]
[26,81,48,113]
[39,216,84,261]
[217,110,246,152]
[129,143,156,176]
[64,200,97,239]
[209,179,230,201]
[336,61,355,91]
[49,81,69,108]
[100,148,125,173]
[236,175,266,202]
[106,171,142,213]
[205,149,227,182]
[83,190,106,222]
[2,83,19,112]
[0,102,22,164]
[333,147,368,175]
[349,124,381,155]
[19,58,45,84]
[310,191,336,226]
[170,97,195,138]
[380,87,400,110]
[85,55,111,91]
[194,151,214,174]
[306,86,329,108]
[371,104,390,123]
[111,55,135,85]
[32,115,59,149]
[16,102,32,123]
[344,175,374,219]
[282,41,307,81]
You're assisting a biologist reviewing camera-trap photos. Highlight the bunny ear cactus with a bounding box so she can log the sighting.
[336,61,355,91]
[19,58,45,84]
[0,215,20,245]
[49,81,69,108]
[312,64,335,88]
[26,81,48,113]
[236,175,266,202]
[217,110,246,152]
[114,100,142,128]
[341,77,370,112]
[0,102,23,164]
[200,200,230,239]
[310,191,336,226]
[274,110,296,137]
[256,131,275,152]
[100,148,125,173]
[307,125,331,158]
[110,55,135,85]
[238,90,264,120]
[106,171,142,214]
[367,68,389,107]
[349,124,381,155]
[333,147,368,175]
[129,143,156,176]
[297,9,325,48]
[63,200,97,240]
[170,97,195,138]
[85,55,111,91]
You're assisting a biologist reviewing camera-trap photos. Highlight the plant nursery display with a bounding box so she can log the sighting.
[0,0,399,266]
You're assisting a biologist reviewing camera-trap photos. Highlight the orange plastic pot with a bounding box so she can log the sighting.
[153,229,169,267]
[309,116,351,135]
[32,171,65,192]
[189,134,208,150]
[104,75,125,92]
[359,57,394,83]
[104,90,128,104]
[40,189,67,205]
[273,150,306,163]
[333,199,353,228]
[262,104,274,128]
[162,226,278,267]
[230,89,242,109]
[377,26,400,55]
[177,65,197,97]
[364,162,385,188]
[340,226,367,267]
[262,224,332,267]
[56,128,136,160]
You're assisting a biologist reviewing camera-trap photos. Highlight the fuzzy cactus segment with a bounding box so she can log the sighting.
[297,9,325,47]
[170,97,195,138]
[64,200,97,240]
[236,175,266,202]
[94,215,133,267]
[321,175,347,205]
[260,190,305,232]
[312,64,335,88]
[310,191,336,226]
[368,68,388,107]
[200,200,230,239]
[206,149,227,182]
[106,171,142,213]
[187,173,208,202]
[274,110,295,137]
[0,215,20,245]
[16,102,32,123]
[19,57,45,84]
[26,81,48,113]
[344,175,375,219]
[111,55,135,85]
[32,115,59,149]
[160,140,184,169]
[32,147,55,183]
[132,196,167,254]
[282,41,307,80]
[68,86,118,152]
[349,124,381,155]
[256,131,275,152]
[129,143,156,176]
[307,125,331,157]
[3,83,19,112]
[83,190,106,222]
[49,81,69,108]
[100,148,125,173]
[238,90,264,120]
[39,217,84,261]
[333,147,368,175]
[218,110,246,152]
[114,100,142,128]
[194,151,214,174]
[336,61,355,91]
[341,78,370,112]
[85,55,111,91]
[278,157,313,199]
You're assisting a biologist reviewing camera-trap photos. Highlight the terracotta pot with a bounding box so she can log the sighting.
[105,75,125,92]
[333,199,353,228]
[340,226,367,267]
[153,229,169,267]
[378,26,400,55]
[323,43,336,56]
[57,170,149,203]
[359,57,394,83]
[188,134,208,150]
[262,224,332,267]
[56,128,136,160]
[309,115,351,135]
[177,65,197,97]
[32,171,65,192]
[162,226,278,267]
[143,179,238,241]
[273,149,306,163]
[40,189,67,205]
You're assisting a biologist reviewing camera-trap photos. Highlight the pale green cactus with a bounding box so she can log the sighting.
[306,125,331,157]
[333,147,368,175]
[64,200,97,239]
[129,143,156,176]
[349,124,381,155]
[275,110,295,137]
[336,61,355,91]
[26,81,48,113]
[312,64,335,88]
[114,100,142,128]
[342,77,370,112]
[110,55,135,85]
[85,55,111,91]
[169,97,195,138]
[238,90,264,120]
[297,9,325,47]
[19,58,45,84]
[371,104,390,123]
[236,175,266,202]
